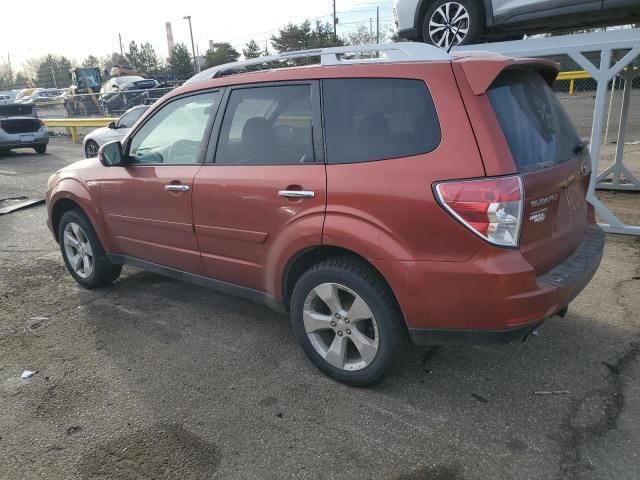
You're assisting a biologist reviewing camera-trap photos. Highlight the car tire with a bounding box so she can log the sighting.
[34,144,47,154]
[422,0,483,48]
[58,209,122,289]
[290,256,405,386]
[85,140,99,158]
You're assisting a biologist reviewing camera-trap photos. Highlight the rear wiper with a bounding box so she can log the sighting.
[573,141,589,155]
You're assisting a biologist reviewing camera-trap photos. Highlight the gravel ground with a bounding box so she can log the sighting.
[0,138,639,480]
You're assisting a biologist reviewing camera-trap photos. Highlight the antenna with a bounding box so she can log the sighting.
[447,24,463,54]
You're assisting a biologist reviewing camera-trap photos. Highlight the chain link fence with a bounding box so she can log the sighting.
[552,59,640,186]
[32,86,177,119]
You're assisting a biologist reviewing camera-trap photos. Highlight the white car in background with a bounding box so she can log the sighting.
[83,105,148,158]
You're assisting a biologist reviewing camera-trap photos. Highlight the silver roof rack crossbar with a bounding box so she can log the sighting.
[184,42,451,85]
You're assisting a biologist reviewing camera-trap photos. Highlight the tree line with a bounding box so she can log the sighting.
[0,19,393,91]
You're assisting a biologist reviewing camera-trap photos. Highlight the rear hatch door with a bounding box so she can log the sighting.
[486,68,591,274]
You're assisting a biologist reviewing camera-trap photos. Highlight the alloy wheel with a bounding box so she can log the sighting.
[85,141,99,157]
[63,222,94,279]
[303,282,379,371]
[428,2,470,49]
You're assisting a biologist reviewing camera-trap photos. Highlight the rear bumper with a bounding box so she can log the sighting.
[397,27,420,39]
[0,129,49,149]
[394,224,605,345]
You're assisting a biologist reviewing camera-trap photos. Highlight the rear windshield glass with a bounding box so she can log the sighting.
[323,78,441,164]
[487,69,581,173]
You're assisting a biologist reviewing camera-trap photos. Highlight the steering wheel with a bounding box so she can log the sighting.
[167,139,200,163]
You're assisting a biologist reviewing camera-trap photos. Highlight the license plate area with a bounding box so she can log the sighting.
[20,134,35,143]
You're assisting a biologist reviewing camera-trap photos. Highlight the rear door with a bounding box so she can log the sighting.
[192,81,326,294]
[491,0,602,24]
[486,68,591,274]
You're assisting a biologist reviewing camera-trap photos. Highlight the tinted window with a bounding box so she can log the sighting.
[487,69,581,173]
[323,79,440,164]
[215,85,314,164]
[128,93,218,165]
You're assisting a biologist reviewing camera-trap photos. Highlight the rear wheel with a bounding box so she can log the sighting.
[290,257,405,386]
[422,0,483,48]
[58,209,122,289]
[34,144,47,154]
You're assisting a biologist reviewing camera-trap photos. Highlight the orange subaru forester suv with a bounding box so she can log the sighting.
[47,43,604,385]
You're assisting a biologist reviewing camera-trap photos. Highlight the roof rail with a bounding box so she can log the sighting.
[184,42,451,85]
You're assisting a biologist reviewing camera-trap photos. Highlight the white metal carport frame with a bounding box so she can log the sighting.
[456,28,640,235]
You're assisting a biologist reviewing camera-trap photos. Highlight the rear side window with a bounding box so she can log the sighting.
[322,78,441,164]
[487,69,581,173]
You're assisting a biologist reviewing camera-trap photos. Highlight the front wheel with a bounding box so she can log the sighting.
[422,0,483,49]
[290,257,405,386]
[58,209,122,289]
[85,140,99,158]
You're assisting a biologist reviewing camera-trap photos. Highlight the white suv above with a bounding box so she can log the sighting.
[394,0,640,48]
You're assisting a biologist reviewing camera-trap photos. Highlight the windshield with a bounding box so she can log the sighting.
[76,69,101,88]
[115,76,145,84]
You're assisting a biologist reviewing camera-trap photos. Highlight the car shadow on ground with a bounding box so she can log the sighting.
[65,261,638,477]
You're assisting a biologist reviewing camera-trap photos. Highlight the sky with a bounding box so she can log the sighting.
[0,0,395,72]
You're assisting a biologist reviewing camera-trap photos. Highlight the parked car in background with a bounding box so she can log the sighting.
[100,76,161,115]
[47,43,604,386]
[31,88,61,107]
[0,94,13,105]
[14,88,37,104]
[83,105,149,158]
[0,102,49,154]
[394,0,640,47]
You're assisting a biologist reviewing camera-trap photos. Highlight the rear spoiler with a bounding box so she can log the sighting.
[453,54,559,95]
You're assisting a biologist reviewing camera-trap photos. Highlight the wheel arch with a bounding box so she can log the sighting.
[49,183,113,252]
[51,197,83,239]
[281,245,405,327]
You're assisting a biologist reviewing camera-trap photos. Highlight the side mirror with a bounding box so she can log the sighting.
[107,121,116,129]
[99,141,124,167]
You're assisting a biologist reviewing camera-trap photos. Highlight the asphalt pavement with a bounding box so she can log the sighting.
[0,138,639,480]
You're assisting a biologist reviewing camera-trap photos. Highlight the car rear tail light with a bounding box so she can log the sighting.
[435,176,523,247]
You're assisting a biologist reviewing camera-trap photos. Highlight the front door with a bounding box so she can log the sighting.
[99,91,221,274]
[192,82,326,295]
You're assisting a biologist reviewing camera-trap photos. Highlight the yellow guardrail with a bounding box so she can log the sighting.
[556,70,592,95]
[43,118,117,143]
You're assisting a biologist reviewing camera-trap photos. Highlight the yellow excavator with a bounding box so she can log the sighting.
[64,67,103,117]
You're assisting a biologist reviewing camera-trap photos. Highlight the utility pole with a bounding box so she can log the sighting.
[370,18,373,42]
[119,33,124,57]
[376,6,380,44]
[184,16,198,73]
[7,53,12,80]
[332,0,337,41]
[50,65,58,89]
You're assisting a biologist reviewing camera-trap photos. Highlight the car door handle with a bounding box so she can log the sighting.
[278,190,315,199]
[165,184,190,192]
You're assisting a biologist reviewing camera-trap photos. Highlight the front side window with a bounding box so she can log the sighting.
[215,84,314,165]
[322,78,441,164]
[128,92,218,165]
